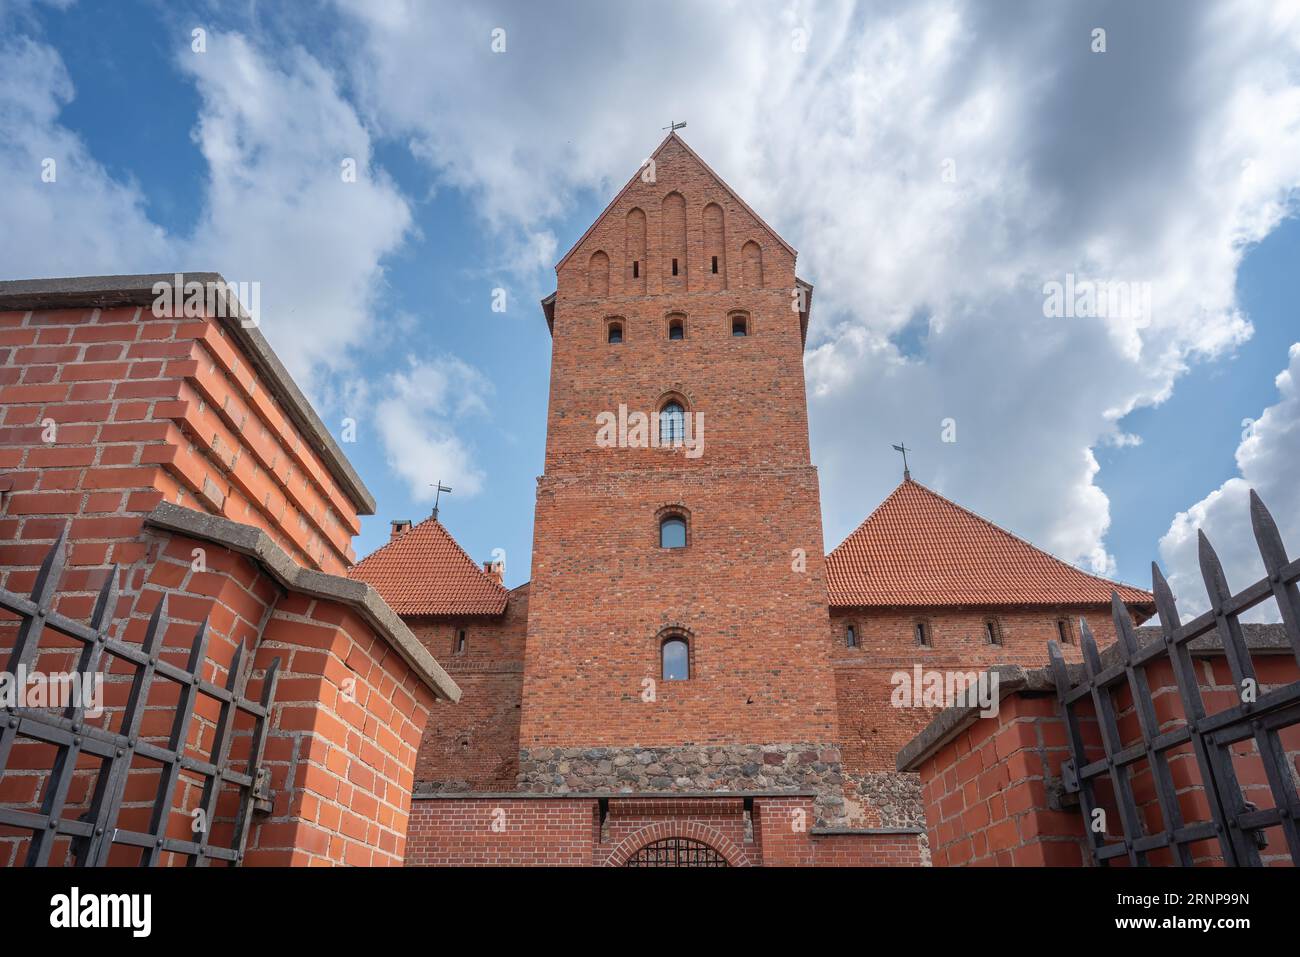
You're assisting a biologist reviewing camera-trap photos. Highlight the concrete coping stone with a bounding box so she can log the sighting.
[144,501,460,701]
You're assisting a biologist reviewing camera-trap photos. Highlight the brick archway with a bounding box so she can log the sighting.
[604,822,750,867]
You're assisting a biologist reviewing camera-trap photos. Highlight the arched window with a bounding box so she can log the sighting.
[667,315,685,340]
[730,312,749,337]
[659,513,687,548]
[662,636,689,680]
[659,401,685,445]
[607,320,623,344]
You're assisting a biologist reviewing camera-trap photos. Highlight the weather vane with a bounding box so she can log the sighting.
[430,480,453,519]
[663,120,687,132]
[891,443,912,481]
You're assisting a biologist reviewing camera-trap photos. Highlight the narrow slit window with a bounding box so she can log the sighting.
[846,624,857,648]
[455,629,467,654]
[915,621,931,647]
[711,256,718,274]
[984,619,1002,645]
[672,258,679,276]
[632,260,640,279]
[1056,618,1072,645]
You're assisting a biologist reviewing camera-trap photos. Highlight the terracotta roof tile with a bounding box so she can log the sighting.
[826,480,1154,610]
[349,517,507,616]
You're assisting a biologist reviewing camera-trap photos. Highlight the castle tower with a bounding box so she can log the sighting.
[519,133,843,814]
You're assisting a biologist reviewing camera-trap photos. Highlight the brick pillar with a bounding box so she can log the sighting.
[914,693,1087,866]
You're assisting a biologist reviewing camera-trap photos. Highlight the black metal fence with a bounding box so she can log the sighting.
[0,529,279,866]
[1049,490,1300,866]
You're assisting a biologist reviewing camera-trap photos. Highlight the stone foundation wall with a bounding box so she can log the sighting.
[856,770,925,829]
[516,743,847,824]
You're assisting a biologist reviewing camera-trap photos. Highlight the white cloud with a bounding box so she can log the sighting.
[1159,343,1300,622]
[0,36,170,276]
[374,355,493,501]
[331,0,1300,574]
[176,32,413,390]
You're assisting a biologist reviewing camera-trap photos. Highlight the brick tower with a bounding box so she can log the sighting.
[518,133,844,816]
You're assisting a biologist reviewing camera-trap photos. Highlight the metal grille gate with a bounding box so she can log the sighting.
[624,838,730,867]
[1049,490,1300,866]
[0,530,280,866]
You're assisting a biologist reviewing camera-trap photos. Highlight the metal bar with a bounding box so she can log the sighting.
[1078,619,1147,865]
[231,655,280,865]
[1048,639,1109,865]
[141,615,211,866]
[189,641,247,867]
[1152,564,1257,866]
[1110,592,1194,865]
[1250,491,1300,669]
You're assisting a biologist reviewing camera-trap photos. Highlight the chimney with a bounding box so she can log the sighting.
[390,519,412,540]
[483,560,505,584]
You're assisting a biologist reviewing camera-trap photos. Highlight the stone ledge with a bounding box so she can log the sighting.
[144,501,460,701]
[810,826,924,835]
[0,272,375,515]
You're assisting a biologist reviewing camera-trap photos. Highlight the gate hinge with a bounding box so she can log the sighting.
[251,767,274,815]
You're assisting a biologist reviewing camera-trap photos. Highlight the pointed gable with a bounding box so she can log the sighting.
[826,480,1154,611]
[349,517,508,616]
[554,131,796,273]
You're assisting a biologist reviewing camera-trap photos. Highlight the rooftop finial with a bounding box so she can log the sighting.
[891,442,912,481]
[430,480,453,520]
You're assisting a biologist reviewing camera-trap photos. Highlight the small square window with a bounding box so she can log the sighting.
[731,317,748,337]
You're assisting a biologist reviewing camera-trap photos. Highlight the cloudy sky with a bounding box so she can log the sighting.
[2,0,1298,619]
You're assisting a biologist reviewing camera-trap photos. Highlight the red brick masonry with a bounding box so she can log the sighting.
[405,792,924,866]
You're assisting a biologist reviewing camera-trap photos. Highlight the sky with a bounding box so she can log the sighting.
[1,0,1298,621]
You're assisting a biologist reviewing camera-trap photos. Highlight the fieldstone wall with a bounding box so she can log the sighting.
[516,743,848,824]
[856,770,925,829]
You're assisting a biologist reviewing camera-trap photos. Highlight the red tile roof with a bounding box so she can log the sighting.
[826,479,1153,610]
[349,517,508,616]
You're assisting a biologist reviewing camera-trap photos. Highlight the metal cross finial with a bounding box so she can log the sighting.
[430,480,453,520]
[663,120,687,133]
[891,443,912,481]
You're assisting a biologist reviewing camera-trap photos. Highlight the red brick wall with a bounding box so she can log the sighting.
[830,605,1124,825]
[914,652,1300,867]
[405,797,597,866]
[521,137,837,755]
[0,304,361,583]
[405,793,923,866]
[0,526,437,867]
[408,584,528,789]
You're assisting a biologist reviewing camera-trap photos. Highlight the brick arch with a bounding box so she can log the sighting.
[604,821,751,867]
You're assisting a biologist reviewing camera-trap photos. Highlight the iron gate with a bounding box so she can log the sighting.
[1049,490,1300,866]
[0,529,279,866]
[624,837,730,867]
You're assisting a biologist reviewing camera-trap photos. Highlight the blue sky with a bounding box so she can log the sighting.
[2,0,1298,619]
